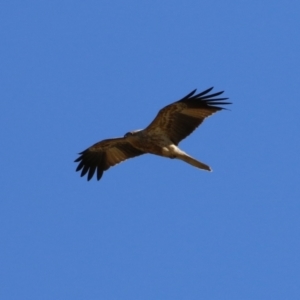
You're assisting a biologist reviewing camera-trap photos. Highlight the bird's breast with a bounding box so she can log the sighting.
[128,134,171,156]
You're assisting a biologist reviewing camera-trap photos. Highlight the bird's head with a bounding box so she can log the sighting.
[124,129,142,138]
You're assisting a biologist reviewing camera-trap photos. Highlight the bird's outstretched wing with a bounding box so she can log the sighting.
[145,87,231,145]
[74,138,145,181]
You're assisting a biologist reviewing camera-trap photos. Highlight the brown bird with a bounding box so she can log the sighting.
[75,87,230,181]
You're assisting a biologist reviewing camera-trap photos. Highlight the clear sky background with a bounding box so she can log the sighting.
[1,1,300,299]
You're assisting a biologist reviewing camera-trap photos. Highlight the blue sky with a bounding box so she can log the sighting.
[1,1,300,299]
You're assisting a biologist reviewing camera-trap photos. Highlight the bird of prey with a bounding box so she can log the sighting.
[75,87,230,181]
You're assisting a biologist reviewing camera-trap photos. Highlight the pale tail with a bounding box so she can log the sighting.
[178,154,212,172]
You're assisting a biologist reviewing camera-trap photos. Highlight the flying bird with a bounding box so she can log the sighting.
[75,87,230,181]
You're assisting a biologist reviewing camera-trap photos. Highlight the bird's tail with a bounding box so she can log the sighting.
[178,153,212,172]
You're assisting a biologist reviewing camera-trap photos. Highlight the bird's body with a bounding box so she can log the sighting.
[75,87,231,181]
[126,130,173,157]
[125,130,210,170]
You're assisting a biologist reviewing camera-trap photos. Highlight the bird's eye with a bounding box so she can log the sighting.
[124,132,132,137]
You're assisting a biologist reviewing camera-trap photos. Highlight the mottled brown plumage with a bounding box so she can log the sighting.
[75,87,231,181]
